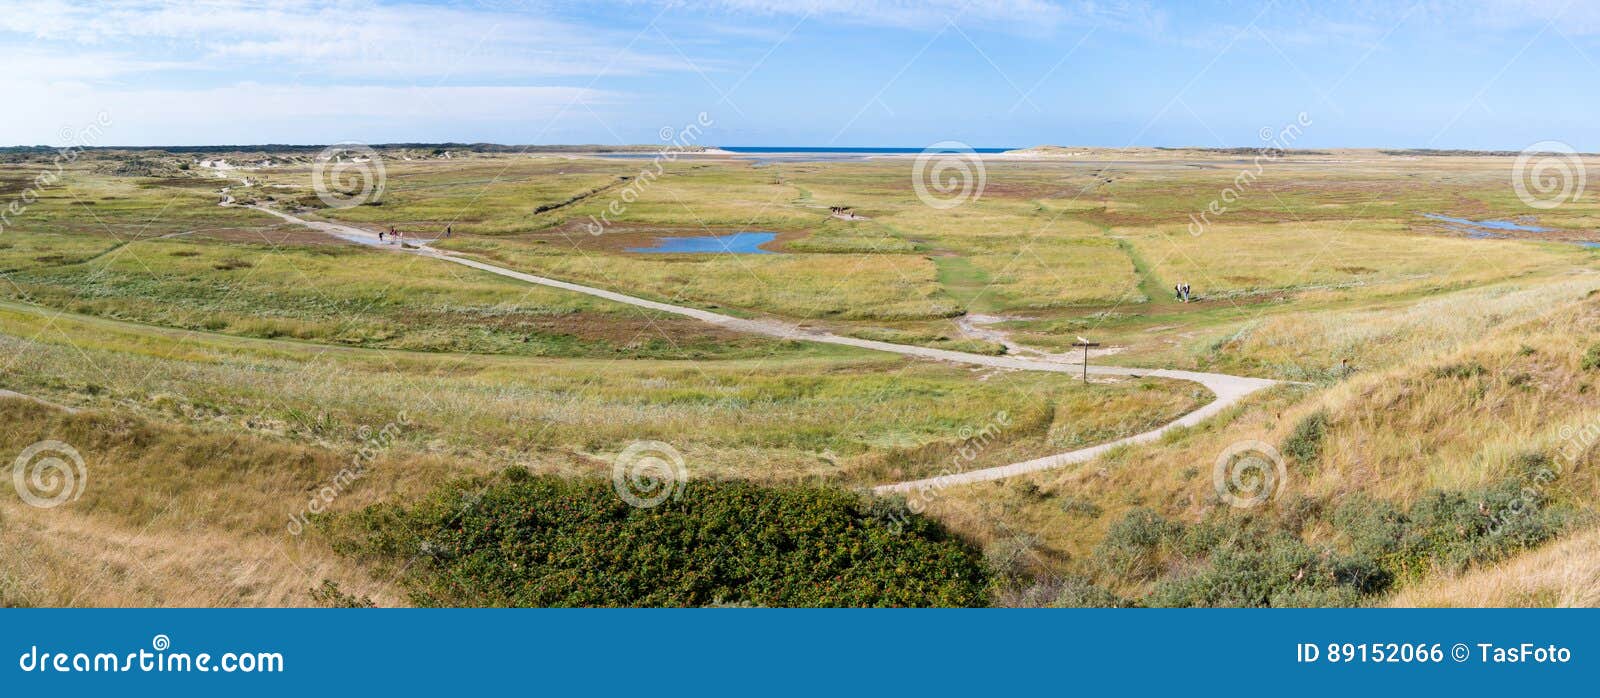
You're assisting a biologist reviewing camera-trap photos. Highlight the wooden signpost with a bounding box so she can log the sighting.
[1072,337,1100,383]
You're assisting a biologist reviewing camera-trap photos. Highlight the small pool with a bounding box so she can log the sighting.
[628,232,778,254]
[1421,213,1550,233]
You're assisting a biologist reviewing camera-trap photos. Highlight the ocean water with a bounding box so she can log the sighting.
[720,146,1014,154]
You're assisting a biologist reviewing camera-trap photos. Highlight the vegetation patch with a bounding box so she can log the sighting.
[1282,408,1329,466]
[1069,459,1572,607]
[331,471,992,607]
[1582,343,1600,371]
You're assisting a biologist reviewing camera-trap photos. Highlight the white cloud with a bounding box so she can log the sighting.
[0,0,689,80]
[0,1,670,143]
[691,0,1163,34]
[10,81,611,145]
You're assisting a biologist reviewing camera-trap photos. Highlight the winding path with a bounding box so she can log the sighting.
[240,202,1280,494]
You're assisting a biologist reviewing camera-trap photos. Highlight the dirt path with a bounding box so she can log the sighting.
[236,202,1282,492]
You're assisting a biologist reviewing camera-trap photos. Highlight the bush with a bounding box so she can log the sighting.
[1431,361,1487,379]
[1282,409,1329,466]
[1057,494,1102,518]
[309,580,374,608]
[332,473,991,607]
[1002,575,1134,608]
[1583,343,1600,371]
[1332,465,1568,580]
[1093,508,1180,581]
[1146,530,1386,608]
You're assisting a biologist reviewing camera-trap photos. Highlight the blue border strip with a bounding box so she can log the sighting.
[4,609,1594,695]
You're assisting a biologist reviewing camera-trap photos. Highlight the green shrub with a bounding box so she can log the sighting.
[1057,494,1102,518]
[1084,471,1572,609]
[1093,508,1180,581]
[309,580,374,608]
[1432,361,1488,379]
[1146,529,1387,608]
[1004,575,1134,608]
[1333,465,1568,580]
[1583,343,1600,371]
[1282,409,1329,466]
[332,473,991,607]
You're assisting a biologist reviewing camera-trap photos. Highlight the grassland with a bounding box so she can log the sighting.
[3,147,1599,606]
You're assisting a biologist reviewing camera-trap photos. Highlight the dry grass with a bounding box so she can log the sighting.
[922,278,1600,602]
[8,151,1600,606]
[0,398,442,607]
[1385,525,1600,607]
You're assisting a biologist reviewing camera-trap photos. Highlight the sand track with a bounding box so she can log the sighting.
[239,202,1282,493]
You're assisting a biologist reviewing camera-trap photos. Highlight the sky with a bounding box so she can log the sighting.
[5,0,1600,149]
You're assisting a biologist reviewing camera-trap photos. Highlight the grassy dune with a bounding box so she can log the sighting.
[5,149,1600,606]
[926,275,1600,606]
[0,300,1202,487]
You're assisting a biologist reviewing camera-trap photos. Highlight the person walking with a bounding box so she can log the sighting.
[445,224,453,238]
[378,230,385,242]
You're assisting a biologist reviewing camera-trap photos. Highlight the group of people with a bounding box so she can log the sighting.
[377,224,452,244]
[1174,282,1194,303]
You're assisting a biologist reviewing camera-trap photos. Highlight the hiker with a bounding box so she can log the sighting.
[378,230,385,242]
[1174,284,1183,301]
[445,224,452,238]
[1181,283,1193,302]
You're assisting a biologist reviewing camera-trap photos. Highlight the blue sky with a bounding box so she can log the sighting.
[6,0,1600,149]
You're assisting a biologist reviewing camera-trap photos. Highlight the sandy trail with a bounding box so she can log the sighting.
[234,202,1281,493]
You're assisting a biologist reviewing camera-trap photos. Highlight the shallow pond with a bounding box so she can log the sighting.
[1421,213,1550,233]
[627,232,778,254]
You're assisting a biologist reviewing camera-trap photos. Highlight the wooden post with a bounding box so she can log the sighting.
[1071,340,1100,384]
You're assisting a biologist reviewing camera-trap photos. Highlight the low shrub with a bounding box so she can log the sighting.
[1092,508,1180,581]
[1333,463,1568,580]
[1431,361,1488,379]
[1088,459,1571,608]
[331,472,991,607]
[1583,343,1600,371]
[1282,409,1329,466]
[1001,575,1134,608]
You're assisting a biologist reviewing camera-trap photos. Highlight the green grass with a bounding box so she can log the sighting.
[7,148,1600,607]
[0,299,1202,487]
